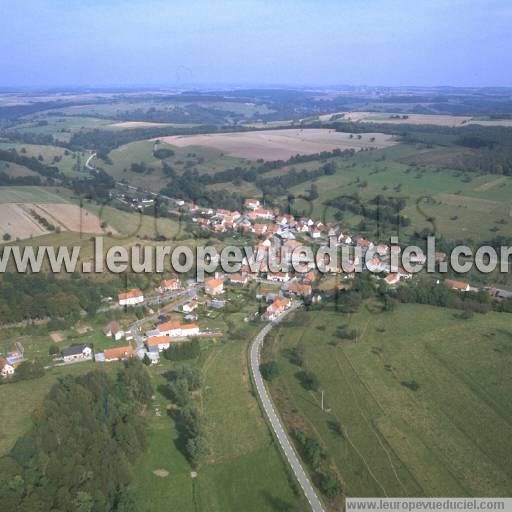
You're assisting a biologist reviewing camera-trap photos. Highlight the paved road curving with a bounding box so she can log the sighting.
[250,304,326,512]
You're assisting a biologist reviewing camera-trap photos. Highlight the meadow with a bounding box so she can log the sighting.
[283,144,512,242]
[267,302,512,497]
[127,290,304,512]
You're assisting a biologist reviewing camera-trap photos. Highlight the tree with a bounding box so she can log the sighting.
[48,345,60,356]
[2,233,11,241]
[298,370,320,391]
[186,435,209,468]
[14,360,44,381]
[260,361,280,382]
[74,491,93,512]
[319,472,341,499]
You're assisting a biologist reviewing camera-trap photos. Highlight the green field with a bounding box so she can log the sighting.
[267,302,512,497]
[283,144,512,242]
[0,142,88,176]
[0,185,69,203]
[100,139,251,192]
[131,338,303,511]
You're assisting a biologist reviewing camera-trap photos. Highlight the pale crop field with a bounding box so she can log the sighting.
[0,202,114,243]
[158,128,396,160]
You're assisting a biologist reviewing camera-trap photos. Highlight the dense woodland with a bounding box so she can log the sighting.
[0,273,118,324]
[0,361,153,511]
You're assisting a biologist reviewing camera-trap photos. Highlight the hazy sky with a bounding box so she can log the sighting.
[1,0,510,88]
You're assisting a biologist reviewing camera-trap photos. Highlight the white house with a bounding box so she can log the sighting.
[244,198,261,210]
[182,301,198,313]
[159,320,200,338]
[267,272,290,283]
[62,344,93,363]
[118,289,144,306]
[146,335,171,353]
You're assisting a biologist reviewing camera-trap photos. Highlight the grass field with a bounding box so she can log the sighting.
[100,139,250,192]
[267,302,512,497]
[283,144,512,242]
[0,142,88,176]
[131,334,304,511]
[0,185,69,203]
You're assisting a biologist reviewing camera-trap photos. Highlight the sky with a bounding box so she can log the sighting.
[0,0,510,89]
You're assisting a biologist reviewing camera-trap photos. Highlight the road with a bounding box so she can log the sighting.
[85,152,96,171]
[250,303,326,512]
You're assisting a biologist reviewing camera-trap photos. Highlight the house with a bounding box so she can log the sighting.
[103,321,124,341]
[180,323,200,336]
[158,320,182,337]
[118,289,144,306]
[254,223,268,236]
[267,271,290,283]
[435,252,447,262]
[263,297,291,321]
[287,282,312,297]
[304,270,316,284]
[398,267,412,280]
[182,300,198,313]
[356,238,374,252]
[376,243,390,255]
[245,198,261,210]
[62,344,93,363]
[384,273,400,285]
[205,277,224,295]
[146,335,171,353]
[445,279,470,292]
[159,278,181,292]
[311,228,322,239]
[158,320,200,338]
[338,233,353,245]
[0,358,15,378]
[228,273,249,286]
[250,208,275,220]
[104,345,134,362]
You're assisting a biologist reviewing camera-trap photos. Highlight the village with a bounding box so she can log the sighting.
[0,195,487,380]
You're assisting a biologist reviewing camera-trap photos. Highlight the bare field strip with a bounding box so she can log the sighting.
[0,203,114,243]
[350,112,472,126]
[158,128,396,160]
[33,203,116,234]
[0,204,48,240]
[108,121,171,129]
[320,111,512,128]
